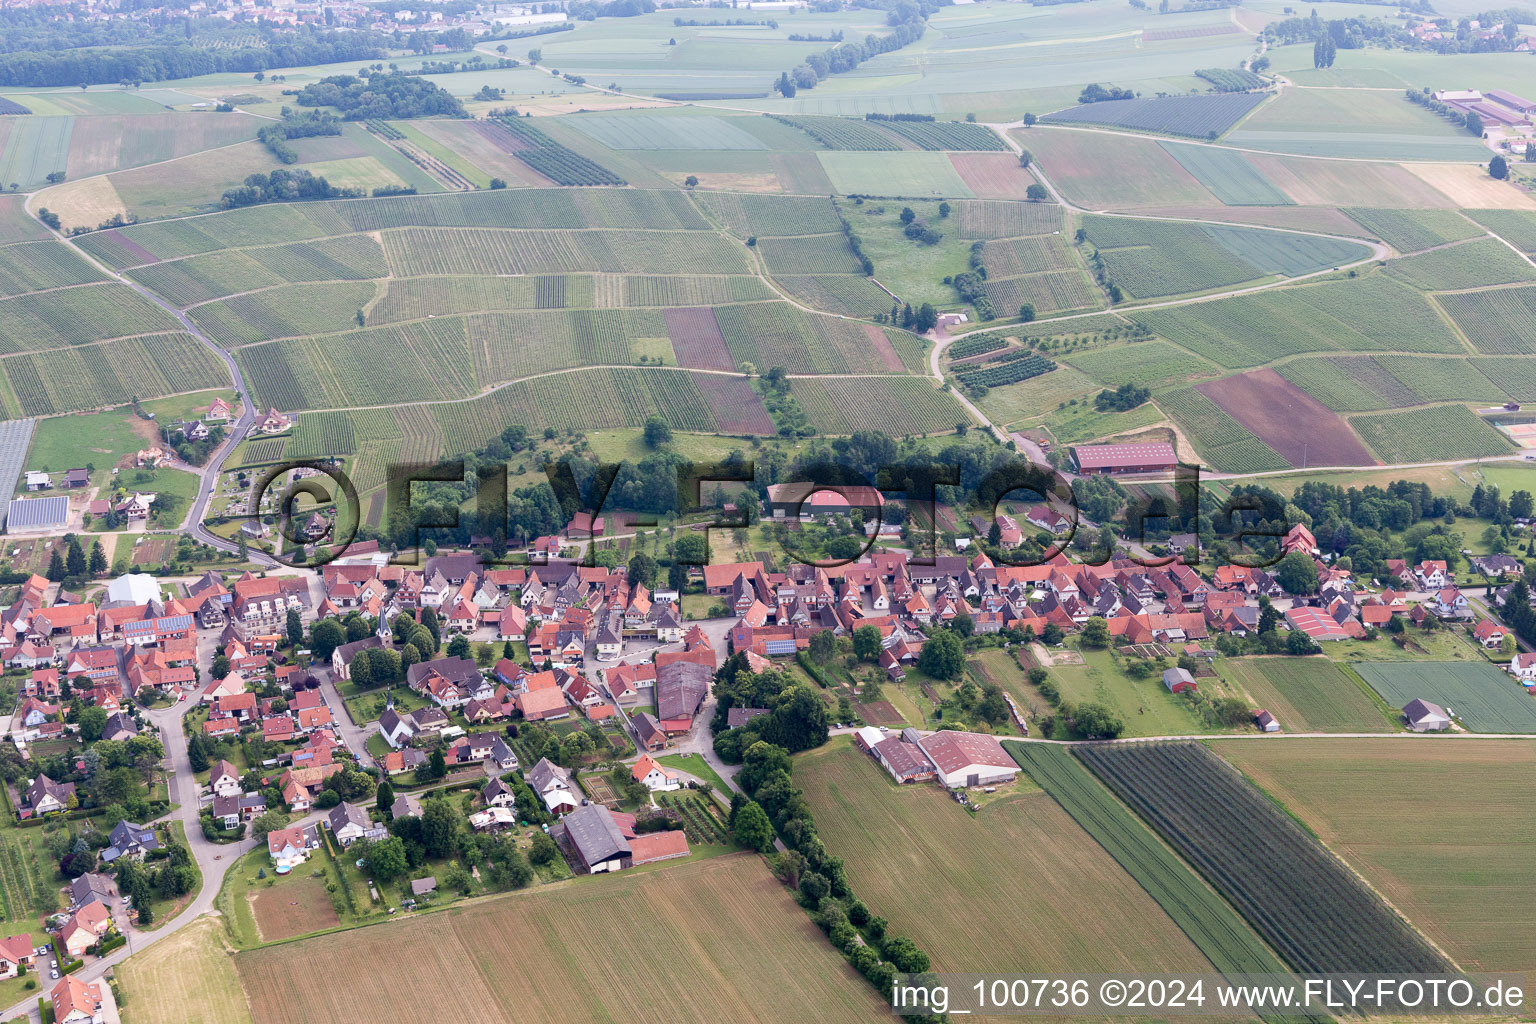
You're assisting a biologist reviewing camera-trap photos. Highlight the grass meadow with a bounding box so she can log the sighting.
[798,738,1219,976]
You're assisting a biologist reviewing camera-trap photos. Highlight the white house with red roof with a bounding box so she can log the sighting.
[0,934,34,978]
[631,754,680,792]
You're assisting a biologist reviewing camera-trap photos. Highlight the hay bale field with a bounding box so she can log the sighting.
[236,854,883,1024]
[796,739,1218,976]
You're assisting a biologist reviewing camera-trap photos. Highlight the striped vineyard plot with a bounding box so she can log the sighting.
[0,284,180,353]
[693,373,775,434]
[790,377,967,435]
[1075,742,1454,976]
[665,308,735,372]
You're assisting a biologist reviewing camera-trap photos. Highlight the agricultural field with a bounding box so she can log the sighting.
[790,377,966,436]
[0,333,231,418]
[1042,93,1266,138]
[1243,154,1458,208]
[1157,142,1292,206]
[816,151,973,197]
[1466,208,1536,253]
[1132,274,1463,368]
[565,114,769,151]
[775,274,894,318]
[0,240,103,299]
[1439,286,1536,355]
[117,916,253,1024]
[1350,405,1515,465]
[1274,356,1420,412]
[0,116,72,189]
[693,192,842,237]
[1342,208,1482,254]
[379,227,749,278]
[1082,215,1368,299]
[1196,368,1375,468]
[235,854,886,1024]
[1019,129,1219,209]
[977,363,1099,425]
[63,111,261,178]
[1005,743,1308,988]
[1368,356,1506,404]
[1352,662,1536,733]
[190,281,378,347]
[714,301,924,375]
[1076,742,1452,975]
[1386,237,1536,291]
[1223,657,1392,732]
[1065,340,1220,390]
[757,233,864,275]
[1156,386,1290,473]
[1211,739,1536,976]
[949,152,1037,199]
[953,200,1063,240]
[797,740,1219,977]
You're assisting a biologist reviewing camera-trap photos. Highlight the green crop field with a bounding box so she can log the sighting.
[817,151,973,197]
[1157,142,1292,205]
[1158,386,1290,473]
[378,227,749,277]
[284,410,358,458]
[1084,216,1368,299]
[1437,286,1536,354]
[130,235,387,307]
[954,200,1064,240]
[1043,93,1266,138]
[1132,275,1462,367]
[982,271,1100,317]
[0,116,72,188]
[775,275,892,318]
[1343,208,1482,253]
[1065,340,1220,389]
[1386,237,1536,290]
[714,302,915,374]
[692,192,841,238]
[1352,662,1536,733]
[795,739,1222,978]
[1350,404,1515,465]
[1466,208,1536,253]
[1006,742,1315,1009]
[0,332,230,417]
[1045,398,1164,445]
[1473,357,1536,402]
[1077,742,1452,975]
[757,233,863,274]
[0,283,180,353]
[190,282,378,346]
[1211,739,1536,976]
[980,234,1077,277]
[1275,355,1420,411]
[790,376,966,435]
[1224,657,1391,732]
[1368,355,1508,404]
[0,240,103,299]
[977,363,1099,425]
[771,115,900,151]
[0,196,49,245]
[565,114,769,151]
[875,119,1007,151]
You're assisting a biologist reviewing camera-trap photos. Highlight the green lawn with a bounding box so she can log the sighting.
[344,685,431,727]
[19,408,151,494]
[838,198,972,311]
[1042,644,1222,738]
[138,821,202,930]
[656,753,729,794]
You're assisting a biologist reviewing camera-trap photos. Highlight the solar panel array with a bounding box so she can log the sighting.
[0,418,35,530]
